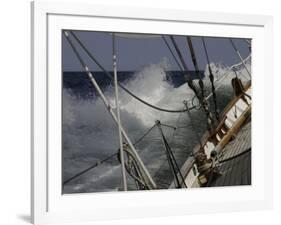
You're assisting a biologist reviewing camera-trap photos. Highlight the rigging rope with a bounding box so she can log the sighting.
[229,38,251,78]
[151,112,184,182]
[64,30,154,183]
[112,33,128,191]
[160,123,177,130]
[202,37,220,120]
[162,35,184,71]
[218,148,251,164]
[169,36,213,131]
[168,111,183,143]
[187,37,205,99]
[118,145,151,190]
[132,124,157,146]
[169,36,201,99]
[62,32,252,188]
[204,54,251,102]
[68,31,194,113]
[183,101,204,152]
[245,39,251,46]
[157,121,187,188]
[63,123,157,186]
[63,152,118,186]
[244,39,251,52]
[232,69,252,101]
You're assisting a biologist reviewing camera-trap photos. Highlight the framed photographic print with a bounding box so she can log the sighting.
[31,1,273,224]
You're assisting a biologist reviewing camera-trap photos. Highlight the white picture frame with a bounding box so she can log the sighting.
[31,1,273,224]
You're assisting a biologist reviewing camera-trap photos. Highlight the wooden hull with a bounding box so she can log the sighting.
[170,83,252,188]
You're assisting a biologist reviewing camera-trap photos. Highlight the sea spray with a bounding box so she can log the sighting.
[62,57,251,193]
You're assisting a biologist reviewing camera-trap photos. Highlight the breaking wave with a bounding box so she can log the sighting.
[63,56,251,193]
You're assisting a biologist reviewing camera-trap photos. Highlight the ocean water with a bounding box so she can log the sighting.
[62,59,251,193]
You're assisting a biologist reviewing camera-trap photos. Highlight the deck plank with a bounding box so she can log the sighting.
[207,121,251,187]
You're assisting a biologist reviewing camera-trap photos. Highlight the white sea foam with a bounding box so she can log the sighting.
[63,56,251,192]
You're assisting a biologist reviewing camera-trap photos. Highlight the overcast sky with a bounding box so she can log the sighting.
[62,30,251,72]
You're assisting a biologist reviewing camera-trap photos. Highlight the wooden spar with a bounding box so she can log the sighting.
[169,35,213,131]
[212,104,251,154]
[177,92,251,187]
[205,82,251,146]
[64,31,156,189]
[88,69,157,189]
[69,31,194,113]
[186,37,205,100]
[169,36,191,74]
[121,144,152,190]
[201,37,219,120]
[112,33,127,191]
[220,82,251,116]
[179,82,251,182]
[186,37,200,79]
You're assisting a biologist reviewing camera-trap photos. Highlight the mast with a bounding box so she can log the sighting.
[186,36,205,100]
[112,33,127,191]
[62,31,252,191]
[201,37,219,120]
[169,36,214,131]
[64,31,156,189]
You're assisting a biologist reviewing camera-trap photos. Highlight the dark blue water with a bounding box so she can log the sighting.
[63,70,204,98]
[62,69,235,193]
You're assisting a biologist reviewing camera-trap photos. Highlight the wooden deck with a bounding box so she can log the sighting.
[207,121,251,187]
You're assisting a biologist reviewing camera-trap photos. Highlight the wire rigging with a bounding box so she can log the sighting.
[63,32,252,190]
[218,148,251,164]
[68,31,194,113]
[168,111,183,144]
[183,101,204,152]
[65,30,158,189]
[204,54,251,102]
[202,37,220,120]
[117,145,151,190]
[162,35,184,71]
[63,152,118,186]
[229,38,251,78]
[112,33,128,191]
[156,121,187,188]
[169,36,214,131]
[63,123,158,186]
[186,37,205,99]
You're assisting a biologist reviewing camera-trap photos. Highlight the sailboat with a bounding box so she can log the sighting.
[62,30,251,191]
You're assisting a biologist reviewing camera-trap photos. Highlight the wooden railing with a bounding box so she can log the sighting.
[181,82,251,179]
